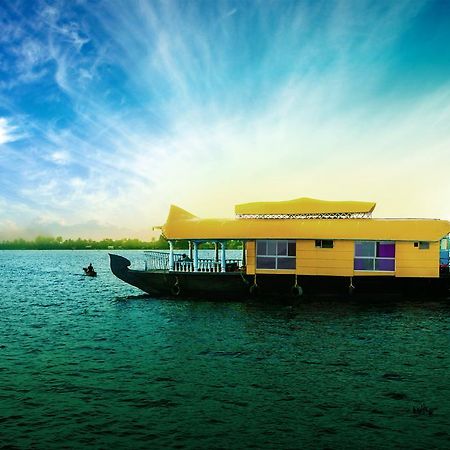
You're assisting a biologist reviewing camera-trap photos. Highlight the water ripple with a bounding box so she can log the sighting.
[0,250,449,449]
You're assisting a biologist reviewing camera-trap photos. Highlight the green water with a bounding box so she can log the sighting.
[0,250,449,449]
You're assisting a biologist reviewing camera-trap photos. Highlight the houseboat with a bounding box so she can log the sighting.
[109,198,450,300]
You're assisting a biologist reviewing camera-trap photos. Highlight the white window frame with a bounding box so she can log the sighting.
[354,241,396,272]
[256,240,296,270]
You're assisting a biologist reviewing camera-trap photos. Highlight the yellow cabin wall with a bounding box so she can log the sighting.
[246,241,256,275]
[296,240,354,276]
[246,239,354,276]
[395,241,439,278]
[245,239,440,278]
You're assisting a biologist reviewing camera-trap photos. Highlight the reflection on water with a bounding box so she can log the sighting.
[0,250,449,448]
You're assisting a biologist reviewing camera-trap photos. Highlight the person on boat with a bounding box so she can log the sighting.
[87,263,94,273]
[180,254,192,262]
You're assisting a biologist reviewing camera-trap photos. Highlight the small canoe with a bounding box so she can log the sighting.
[83,267,97,277]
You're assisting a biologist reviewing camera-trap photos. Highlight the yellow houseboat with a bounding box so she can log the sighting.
[110,198,450,299]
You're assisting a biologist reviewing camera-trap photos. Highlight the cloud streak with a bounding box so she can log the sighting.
[0,0,449,238]
[0,117,21,145]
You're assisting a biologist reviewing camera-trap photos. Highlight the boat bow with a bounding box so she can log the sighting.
[109,253,132,280]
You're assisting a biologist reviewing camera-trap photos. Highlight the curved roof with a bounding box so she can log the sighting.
[235,197,376,215]
[162,205,450,242]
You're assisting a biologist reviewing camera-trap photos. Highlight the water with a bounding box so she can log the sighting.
[1,250,449,449]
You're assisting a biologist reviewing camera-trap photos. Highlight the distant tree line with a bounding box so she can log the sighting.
[0,235,243,250]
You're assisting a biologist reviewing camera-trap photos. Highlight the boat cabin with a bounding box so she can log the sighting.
[156,198,450,280]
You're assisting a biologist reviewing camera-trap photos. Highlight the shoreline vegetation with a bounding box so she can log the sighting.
[0,236,243,250]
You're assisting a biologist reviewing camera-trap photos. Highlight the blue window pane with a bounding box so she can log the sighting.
[355,241,375,257]
[375,259,395,271]
[256,241,267,255]
[277,258,296,269]
[256,257,276,269]
[277,241,287,255]
[267,241,277,255]
[354,258,374,270]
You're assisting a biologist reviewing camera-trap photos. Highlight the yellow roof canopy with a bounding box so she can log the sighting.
[235,197,376,215]
[161,205,450,242]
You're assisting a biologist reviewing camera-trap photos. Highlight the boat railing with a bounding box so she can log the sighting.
[144,250,171,271]
[174,258,242,272]
[173,259,195,272]
[174,258,243,272]
[144,250,193,270]
[143,251,242,272]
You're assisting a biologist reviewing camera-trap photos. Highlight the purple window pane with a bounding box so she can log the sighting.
[377,242,395,258]
[354,258,374,270]
[375,258,395,271]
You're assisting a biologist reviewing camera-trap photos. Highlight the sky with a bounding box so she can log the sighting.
[0,0,450,240]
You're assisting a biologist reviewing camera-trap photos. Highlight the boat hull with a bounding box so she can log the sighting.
[109,253,251,300]
[109,254,450,301]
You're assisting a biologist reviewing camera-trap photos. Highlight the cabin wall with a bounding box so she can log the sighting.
[244,239,440,278]
[246,241,256,275]
[246,239,354,276]
[297,240,354,276]
[395,241,440,278]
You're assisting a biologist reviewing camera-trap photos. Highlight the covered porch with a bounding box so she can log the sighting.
[144,240,245,273]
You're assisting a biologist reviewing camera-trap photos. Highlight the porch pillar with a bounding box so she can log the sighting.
[193,241,199,272]
[214,242,219,262]
[168,241,174,271]
[242,240,246,267]
[188,241,193,260]
[221,241,226,272]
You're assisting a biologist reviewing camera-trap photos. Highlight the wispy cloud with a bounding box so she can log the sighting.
[0,0,449,239]
[0,117,21,145]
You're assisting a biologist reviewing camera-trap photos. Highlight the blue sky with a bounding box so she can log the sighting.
[1,0,449,239]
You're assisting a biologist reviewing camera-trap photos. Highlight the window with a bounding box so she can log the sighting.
[414,241,430,249]
[315,240,334,248]
[354,241,395,271]
[256,240,296,269]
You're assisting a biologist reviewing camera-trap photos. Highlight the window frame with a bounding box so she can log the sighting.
[315,239,334,249]
[256,239,296,270]
[354,240,396,272]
